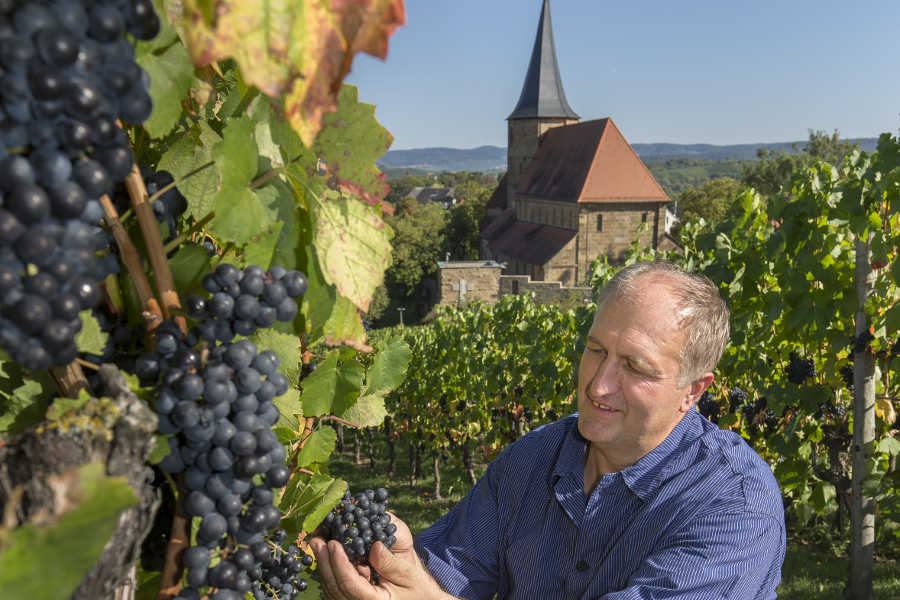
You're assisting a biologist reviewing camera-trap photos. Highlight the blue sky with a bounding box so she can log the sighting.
[345,0,900,150]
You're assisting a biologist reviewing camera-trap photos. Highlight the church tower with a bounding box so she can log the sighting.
[507,0,579,207]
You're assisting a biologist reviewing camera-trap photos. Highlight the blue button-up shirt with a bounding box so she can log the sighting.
[415,410,785,599]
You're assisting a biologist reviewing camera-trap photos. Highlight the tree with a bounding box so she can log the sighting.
[677,177,741,226]
[443,178,491,260]
[740,129,860,197]
[385,198,447,294]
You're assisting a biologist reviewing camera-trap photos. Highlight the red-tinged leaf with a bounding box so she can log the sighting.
[178,0,405,146]
[313,85,392,206]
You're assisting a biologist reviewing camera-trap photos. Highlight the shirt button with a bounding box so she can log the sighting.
[575,560,589,572]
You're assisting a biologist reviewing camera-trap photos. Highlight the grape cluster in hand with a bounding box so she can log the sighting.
[321,487,396,565]
[0,0,160,370]
[248,528,312,600]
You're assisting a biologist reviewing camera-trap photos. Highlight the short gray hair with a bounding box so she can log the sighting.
[595,261,730,385]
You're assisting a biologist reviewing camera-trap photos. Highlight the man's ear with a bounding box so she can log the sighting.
[682,373,714,412]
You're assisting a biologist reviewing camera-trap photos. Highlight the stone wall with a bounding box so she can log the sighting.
[507,117,577,206]
[576,201,665,277]
[437,261,503,306]
[499,275,592,305]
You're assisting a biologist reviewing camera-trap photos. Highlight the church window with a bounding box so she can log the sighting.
[596,214,603,232]
[642,212,648,223]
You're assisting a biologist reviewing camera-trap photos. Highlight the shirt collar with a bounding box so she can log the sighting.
[552,410,707,500]
[620,409,706,501]
[552,415,589,481]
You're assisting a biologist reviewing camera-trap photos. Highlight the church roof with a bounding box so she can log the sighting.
[489,221,577,265]
[517,118,670,204]
[508,0,579,120]
[485,173,508,212]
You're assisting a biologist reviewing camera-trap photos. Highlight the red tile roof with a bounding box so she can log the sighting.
[518,118,670,204]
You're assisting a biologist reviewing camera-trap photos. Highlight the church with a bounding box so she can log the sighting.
[480,0,680,287]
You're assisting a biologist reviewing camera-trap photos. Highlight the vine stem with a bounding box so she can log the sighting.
[100,194,165,328]
[124,162,186,331]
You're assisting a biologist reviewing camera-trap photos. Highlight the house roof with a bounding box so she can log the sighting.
[508,0,579,121]
[517,118,671,204]
[408,186,455,204]
[489,221,576,265]
[485,173,508,211]
[481,206,516,241]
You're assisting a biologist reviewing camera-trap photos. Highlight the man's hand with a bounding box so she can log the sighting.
[309,515,455,600]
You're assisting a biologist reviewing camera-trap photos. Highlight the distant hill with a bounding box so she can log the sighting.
[378,138,880,173]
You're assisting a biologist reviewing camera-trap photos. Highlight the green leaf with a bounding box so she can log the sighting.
[296,427,337,468]
[0,463,138,600]
[251,328,301,387]
[147,434,172,465]
[310,188,393,313]
[339,392,387,428]
[0,354,55,435]
[208,187,268,245]
[74,310,108,356]
[157,121,221,220]
[810,481,836,513]
[300,475,347,535]
[366,336,410,395]
[300,351,363,417]
[877,436,900,457]
[312,85,391,206]
[274,387,301,432]
[215,116,259,187]
[135,3,194,137]
[168,243,212,295]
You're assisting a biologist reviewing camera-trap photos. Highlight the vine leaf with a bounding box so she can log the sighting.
[339,393,386,429]
[178,0,405,146]
[135,0,194,137]
[0,352,55,435]
[366,336,411,395]
[301,255,368,350]
[296,427,337,468]
[74,311,108,356]
[313,85,392,207]
[0,463,138,599]
[274,388,302,431]
[299,350,363,417]
[157,121,220,220]
[310,188,392,313]
[252,328,302,388]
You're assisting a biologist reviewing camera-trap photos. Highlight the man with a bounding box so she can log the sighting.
[311,261,786,599]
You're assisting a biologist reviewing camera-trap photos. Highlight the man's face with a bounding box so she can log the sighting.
[577,278,704,465]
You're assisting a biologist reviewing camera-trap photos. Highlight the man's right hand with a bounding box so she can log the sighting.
[309,514,456,600]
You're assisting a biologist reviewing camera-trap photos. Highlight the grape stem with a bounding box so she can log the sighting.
[161,212,216,255]
[124,162,187,333]
[100,194,165,327]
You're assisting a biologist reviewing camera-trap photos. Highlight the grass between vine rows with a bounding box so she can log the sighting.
[326,429,900,600]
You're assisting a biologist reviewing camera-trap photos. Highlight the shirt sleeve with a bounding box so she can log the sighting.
[414,454,505,600]
[600,510,785,600]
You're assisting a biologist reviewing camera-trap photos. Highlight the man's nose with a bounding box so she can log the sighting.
[588,357,619,396]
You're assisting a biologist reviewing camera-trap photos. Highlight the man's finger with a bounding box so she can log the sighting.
[311,539,343,599]
[329,540,379,599]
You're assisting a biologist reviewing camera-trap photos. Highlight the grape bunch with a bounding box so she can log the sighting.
[0,0,161,370]
[697,390,719,423]
[249,528,313,600]
[728,387,748,412]
[178,529,313,600]
[320,487,397,565]
[785,351,815,385]
[184,263,307,342]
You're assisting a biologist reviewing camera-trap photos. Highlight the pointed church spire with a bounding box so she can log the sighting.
[508,0,579,120]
